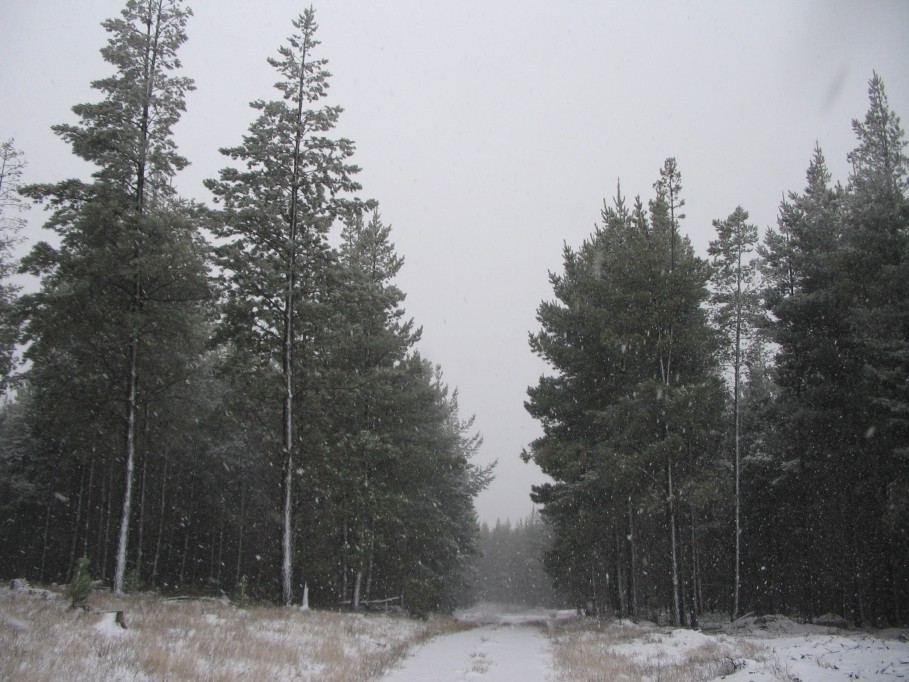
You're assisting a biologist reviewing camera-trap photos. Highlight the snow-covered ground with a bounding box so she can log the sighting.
[383,605,909,682]
[382,622,554,682]
[718,615,909,682]
[3,586,907,681]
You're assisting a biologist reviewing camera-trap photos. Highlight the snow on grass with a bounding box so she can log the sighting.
[550,619,742,682]
[0,582,460,682]
[721,632,909,682]
[550,614,909,682]
[5,586,906,681]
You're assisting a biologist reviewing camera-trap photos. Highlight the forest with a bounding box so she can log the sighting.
[1,0,907,628]
[524,79,908,626]
[0,1,490,616]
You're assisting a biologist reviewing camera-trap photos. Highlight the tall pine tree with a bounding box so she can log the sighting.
[708,206,760,618]
[205,8,362,606]
[19,0,208,594]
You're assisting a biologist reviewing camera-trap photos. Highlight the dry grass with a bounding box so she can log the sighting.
[549,619,749,682]
[0,583,463,681]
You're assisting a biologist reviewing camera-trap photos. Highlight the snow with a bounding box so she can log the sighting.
[382,623,554,682]
[94,611,127,637]
[4,586,907,681]
[380,603,566,681]
[608,627,728,666]
[721,632,909,682]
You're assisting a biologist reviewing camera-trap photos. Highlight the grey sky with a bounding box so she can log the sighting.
[1,1,907,524]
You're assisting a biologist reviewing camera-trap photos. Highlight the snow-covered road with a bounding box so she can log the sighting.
[381,622,554,682]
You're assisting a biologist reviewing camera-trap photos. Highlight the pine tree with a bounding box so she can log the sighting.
[708,206,760,618]
[758,145,845,617]
[525,164,722,622]
[205,8,362,606]
[839,73,909,622]
[327,211,420,609]
[19,0,207,594]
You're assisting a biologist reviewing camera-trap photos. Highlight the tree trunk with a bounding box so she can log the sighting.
[101,460,115,582]
[216,499,225,585]
[341,517,349,602]
[235,480,245,587]
[364,526,375,603]
[67,463,87,582]
[151,450,168,585]
[114,335,140,594]
[615,525,626,618]
[83,454,95,561]
[628,496,638,618]
[668,457,681,626]
[136,403,150,581]
[353,570,363,611]
[691,503,702,619]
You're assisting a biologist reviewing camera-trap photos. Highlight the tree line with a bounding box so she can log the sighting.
[524,74,908,626]
[0,0,490,616]
[474,511,561,608]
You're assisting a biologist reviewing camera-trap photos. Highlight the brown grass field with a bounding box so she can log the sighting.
[0,583,464,681]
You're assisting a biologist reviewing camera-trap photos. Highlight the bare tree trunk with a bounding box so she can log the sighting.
[235,480,245,587]
[628,496,638,618]
[216,499,225,585]
[364,528,375,603]
[67,463,87,581]
[151,450,168,585]
[341,518,349,602]
[114,337,140,594]
[668,457,681,626]
[136,403,150,581]
[79,455,95,568]
[615,525,626,618]
[691,503,702,619]
[353,570,363,612]
[101,461,114,583]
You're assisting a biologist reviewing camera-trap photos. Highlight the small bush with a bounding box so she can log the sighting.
[235,575,249,607]
[66,557,92,609]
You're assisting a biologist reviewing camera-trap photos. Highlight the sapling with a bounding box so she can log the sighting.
[66,557,92,610]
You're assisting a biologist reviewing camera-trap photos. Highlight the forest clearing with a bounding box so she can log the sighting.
[2,583,907,681]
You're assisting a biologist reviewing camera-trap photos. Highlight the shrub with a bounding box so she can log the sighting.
[66,557,92,609]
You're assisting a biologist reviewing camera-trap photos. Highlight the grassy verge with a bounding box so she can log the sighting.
[0,583,464,681]
[548,619,760,682]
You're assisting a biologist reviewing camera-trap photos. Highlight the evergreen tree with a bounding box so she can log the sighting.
[18,0,208,594]
[525,164,722,623]
[324,211,420,610]
[205,8,362,606]
[758,144,848,618]
[707,206,760,618]
[839,73,909,622]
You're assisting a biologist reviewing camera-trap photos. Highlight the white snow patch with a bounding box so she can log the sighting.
[723,632,909,682]
[608,627,727,666]
[94,611,127,637]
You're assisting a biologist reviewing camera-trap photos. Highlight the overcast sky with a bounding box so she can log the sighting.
[2,1,907,524]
